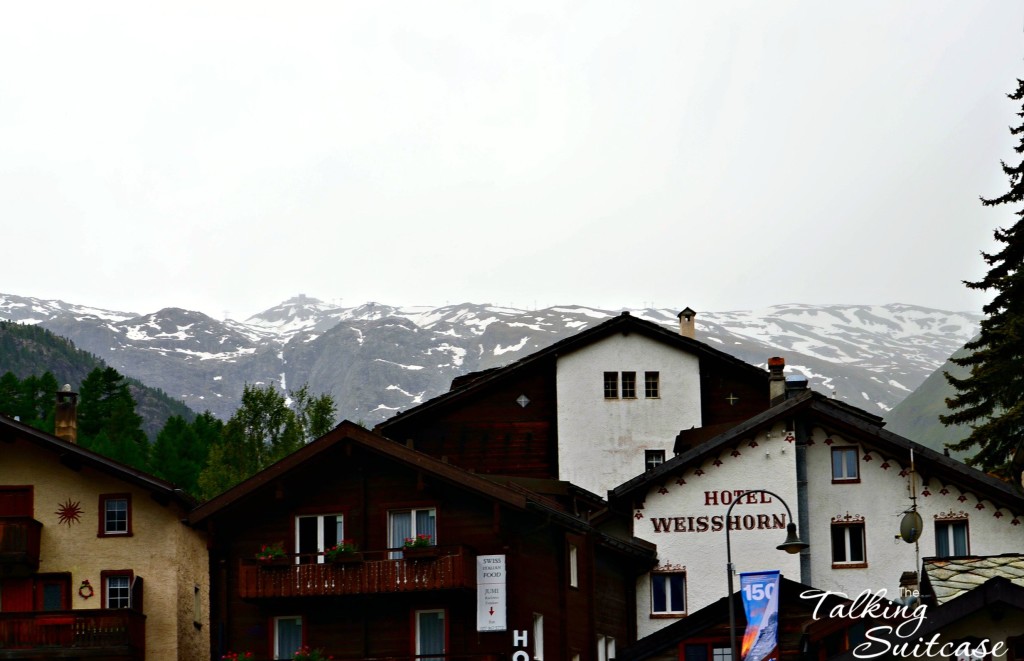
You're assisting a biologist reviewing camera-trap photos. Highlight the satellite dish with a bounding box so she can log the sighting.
[899,511,923,544]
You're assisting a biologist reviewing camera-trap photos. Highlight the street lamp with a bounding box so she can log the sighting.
[726,489,808,661]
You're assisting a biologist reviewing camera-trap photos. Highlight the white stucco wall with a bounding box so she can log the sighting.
[556,333,702,496]
[630,421,1024,640]
[803,426,1024,600]
[633,425,801,639]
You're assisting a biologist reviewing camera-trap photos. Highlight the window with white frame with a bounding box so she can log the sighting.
[416,609,445,661]
[651,571,686,615]
[273,616,302,660]
[831,522,866,566]
[295,513,344,564]
[645,371,660,398]
[935,519,969,557]
[568,544,578,588]
[104,573,131,609]
[595,636,617,661]
[621,372,637,398]
[831,447,859,482]
[389,507,436,559]
[99,493,131,536]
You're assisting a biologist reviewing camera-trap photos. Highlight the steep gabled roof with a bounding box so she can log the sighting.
[188,421,656,561]
[0,413,195,510]
[611,391,1024,518]
[376,311,769,431]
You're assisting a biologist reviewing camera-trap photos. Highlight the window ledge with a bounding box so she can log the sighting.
[831,478,861,485]
[650,613,687,619]
[831,562,868,569]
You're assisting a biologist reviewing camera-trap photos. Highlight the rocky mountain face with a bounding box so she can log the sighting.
[0,293,981,427]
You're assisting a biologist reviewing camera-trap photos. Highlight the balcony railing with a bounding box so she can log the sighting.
[0,608,145,659]
[0,517,42,577]
[239,546,476,599]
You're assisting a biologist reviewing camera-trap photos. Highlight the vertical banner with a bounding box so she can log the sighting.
[477,554,507,632]
[739,570,780,661]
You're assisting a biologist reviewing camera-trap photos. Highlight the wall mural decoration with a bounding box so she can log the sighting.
[56,498,83,526]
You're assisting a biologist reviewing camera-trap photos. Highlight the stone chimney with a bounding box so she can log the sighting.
[677,307,696,339]
[768,357,786,405]
[54,384,78,444]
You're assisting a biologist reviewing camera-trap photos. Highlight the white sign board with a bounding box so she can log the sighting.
[476,554,507,632]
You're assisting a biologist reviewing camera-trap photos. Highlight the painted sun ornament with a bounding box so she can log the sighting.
[56,498,83,527]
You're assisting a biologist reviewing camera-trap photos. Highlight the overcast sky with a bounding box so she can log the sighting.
[1,2,1021,320]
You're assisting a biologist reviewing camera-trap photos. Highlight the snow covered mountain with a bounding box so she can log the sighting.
[0,293,980,426]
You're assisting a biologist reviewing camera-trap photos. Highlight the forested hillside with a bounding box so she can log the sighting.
[0,321,195,439]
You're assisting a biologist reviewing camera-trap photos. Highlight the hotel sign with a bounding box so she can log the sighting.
[477,554,507,632]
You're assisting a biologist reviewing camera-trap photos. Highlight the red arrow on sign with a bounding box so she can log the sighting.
[489,607,495,615]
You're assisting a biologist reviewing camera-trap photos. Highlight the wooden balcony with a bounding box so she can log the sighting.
[0,609,145,660]
[0,517,42,577]
[239,546,476,599]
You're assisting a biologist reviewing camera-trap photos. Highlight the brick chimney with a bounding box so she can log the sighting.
[768,357,786,405]
[677,307,696,339]
[55,384,78,444]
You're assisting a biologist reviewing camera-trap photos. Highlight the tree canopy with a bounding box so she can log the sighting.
[942,78,1024,481]
[198,382,337,499]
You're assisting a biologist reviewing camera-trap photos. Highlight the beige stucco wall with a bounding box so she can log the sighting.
[1,439,209,660]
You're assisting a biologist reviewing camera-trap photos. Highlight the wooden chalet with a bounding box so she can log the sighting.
[190,421,656,661]
[376,311,771,498]
[0,412,208,660]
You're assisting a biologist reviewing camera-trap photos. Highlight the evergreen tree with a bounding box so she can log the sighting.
[151,411,220,496]
[942,78,1024,480]
[78,367,149,470]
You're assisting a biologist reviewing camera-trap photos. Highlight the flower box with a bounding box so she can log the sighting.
[402,546,440,560]
[329,552,364,564]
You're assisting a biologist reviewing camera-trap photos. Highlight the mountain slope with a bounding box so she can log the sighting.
[0,319,195,439]
[883,343,973,460]
[0,293,981,427]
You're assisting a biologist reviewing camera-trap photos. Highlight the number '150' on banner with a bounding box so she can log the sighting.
[740,570,780,661]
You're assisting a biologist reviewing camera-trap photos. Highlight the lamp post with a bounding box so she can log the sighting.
[726,489,808,661]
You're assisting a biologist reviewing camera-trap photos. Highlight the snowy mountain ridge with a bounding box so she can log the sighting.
[0,293,980,425]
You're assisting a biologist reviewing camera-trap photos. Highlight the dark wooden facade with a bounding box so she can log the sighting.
[378,313,769,483]
[192,423,654,661]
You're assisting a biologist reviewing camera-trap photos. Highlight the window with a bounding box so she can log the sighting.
[645,372,660,398]
[416,609,445,661]
[621,372,637,398]
[568,544,578,588]
[935,520,969,557]
[36,574,70,611]
[604,372,618,399]
[101,571,133,609]
[651,571,686,615]
[295,513,344,563]
[98,493,132,537]
[831,523,866,567]
[831,447,859,482]
[597,636,616,661]
[273,616,302,660]
[389,507,437,559]
[684,644,732,661]
[645,450,666,471]
[533,613,544,660]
